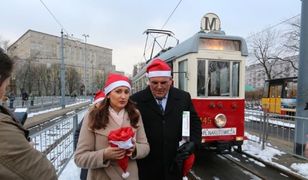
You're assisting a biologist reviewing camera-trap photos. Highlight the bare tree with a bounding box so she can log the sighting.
[94,71,106,90]
[278,17,300,71]
[284,18,300,54]
[250,29,286,80]
[41,65,52,96]
[66,67,81,95]
[50,64,60,95]
[34,64,49,96]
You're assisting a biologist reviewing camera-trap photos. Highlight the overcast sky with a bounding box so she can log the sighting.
[0,0,302,74]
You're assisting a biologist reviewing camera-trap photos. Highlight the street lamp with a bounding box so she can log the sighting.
[60,30,66,108]
[82,34,89,97]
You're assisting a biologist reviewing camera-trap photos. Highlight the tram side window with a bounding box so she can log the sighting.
[197,60,205,96]
[208,61,230,96]
[178,60,188,91]
[232,62,240,97]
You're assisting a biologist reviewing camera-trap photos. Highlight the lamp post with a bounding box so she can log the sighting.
[82,34,89,98]
[60,29,65,108]
[91,60,94,95]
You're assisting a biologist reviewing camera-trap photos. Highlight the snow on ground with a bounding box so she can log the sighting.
[244,132,308,179]
[59,158,80,180]
[291,163,308,178]
[28,107,61,117]
[243,134,286,162]
[28,99,89,118]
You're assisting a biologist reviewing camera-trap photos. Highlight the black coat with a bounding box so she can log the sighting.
[73,118,88,180]
[131,86,201,180]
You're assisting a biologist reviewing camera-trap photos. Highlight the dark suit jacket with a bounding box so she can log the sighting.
[131,86,201,180]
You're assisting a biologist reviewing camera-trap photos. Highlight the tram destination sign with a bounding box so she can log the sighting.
[201,13,221,32]
[202,127,236,136]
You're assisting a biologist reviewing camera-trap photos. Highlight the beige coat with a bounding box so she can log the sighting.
[0,108,57,180]
[74,110,149,180]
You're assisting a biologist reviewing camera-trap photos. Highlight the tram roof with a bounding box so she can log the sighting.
[132,31,248,80]
[158,31,248,62]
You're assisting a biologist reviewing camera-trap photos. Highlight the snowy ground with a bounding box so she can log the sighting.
[59,132,308,179]
[243,133,308,179]
[28,99,90,118]
[59,157,81,180]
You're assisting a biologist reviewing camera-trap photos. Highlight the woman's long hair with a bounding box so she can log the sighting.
[88,98,139,130]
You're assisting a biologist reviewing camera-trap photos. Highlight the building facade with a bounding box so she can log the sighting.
[7,29,114,95]
[245,56,298,90]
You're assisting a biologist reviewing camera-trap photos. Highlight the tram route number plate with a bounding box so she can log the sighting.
[202,128,236,136]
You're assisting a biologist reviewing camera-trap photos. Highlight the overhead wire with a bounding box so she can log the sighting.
[141,0,183,61]
[246,14,300,40]
[39,0,70,35]
[161,0,183,29]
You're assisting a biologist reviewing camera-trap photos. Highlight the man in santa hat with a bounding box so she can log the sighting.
[131,58,201,180]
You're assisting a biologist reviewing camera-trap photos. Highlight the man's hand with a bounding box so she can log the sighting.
[174,141,195,172]
[178,141,195,154]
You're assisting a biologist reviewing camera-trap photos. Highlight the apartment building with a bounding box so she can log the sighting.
[7,29,114,95]
[245,56,298,90]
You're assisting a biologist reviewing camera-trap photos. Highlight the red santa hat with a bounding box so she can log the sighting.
[108,127,135,179]
[182,154,195,180]
[104,73,131,95]
[93,90,105,104]
[146,58,171,78]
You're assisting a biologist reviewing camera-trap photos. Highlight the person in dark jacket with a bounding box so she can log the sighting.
[131,58,202,180]
[0,49,57,180]
[73,90,105,180]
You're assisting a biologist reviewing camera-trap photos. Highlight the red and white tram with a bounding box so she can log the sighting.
[132,13,248,152]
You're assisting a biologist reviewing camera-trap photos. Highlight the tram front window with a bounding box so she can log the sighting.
[197,60,240,97]
[208,61,230,96]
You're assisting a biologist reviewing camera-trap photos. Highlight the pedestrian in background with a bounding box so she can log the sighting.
[73,90,105,180]
[30,93,35,106]
[75,73,149,180]
[21,90,28,107]
[0,49,57,180]
[8,92,15,109]
[131,58,202,180]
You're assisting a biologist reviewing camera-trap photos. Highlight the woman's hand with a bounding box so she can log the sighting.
[126,140,136,157]
[103,146,126,160]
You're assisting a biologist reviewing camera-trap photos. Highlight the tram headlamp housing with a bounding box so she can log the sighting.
[214,113,227,128]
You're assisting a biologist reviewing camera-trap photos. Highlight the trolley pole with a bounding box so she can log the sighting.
[60,29,66,109]
[295,0,308,156]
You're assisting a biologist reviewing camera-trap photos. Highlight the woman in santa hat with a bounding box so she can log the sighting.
[75,73,150,180]
[73,90,106,180]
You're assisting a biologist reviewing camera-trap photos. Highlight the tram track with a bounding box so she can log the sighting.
[221,150,306,180]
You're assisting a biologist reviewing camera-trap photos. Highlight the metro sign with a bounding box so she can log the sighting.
[201,13,221,32]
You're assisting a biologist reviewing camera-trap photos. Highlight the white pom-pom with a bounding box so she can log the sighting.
[122,172,130,179]
[183,176,188,180]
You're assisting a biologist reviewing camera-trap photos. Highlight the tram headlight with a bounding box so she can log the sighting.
[214,113,227,128]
